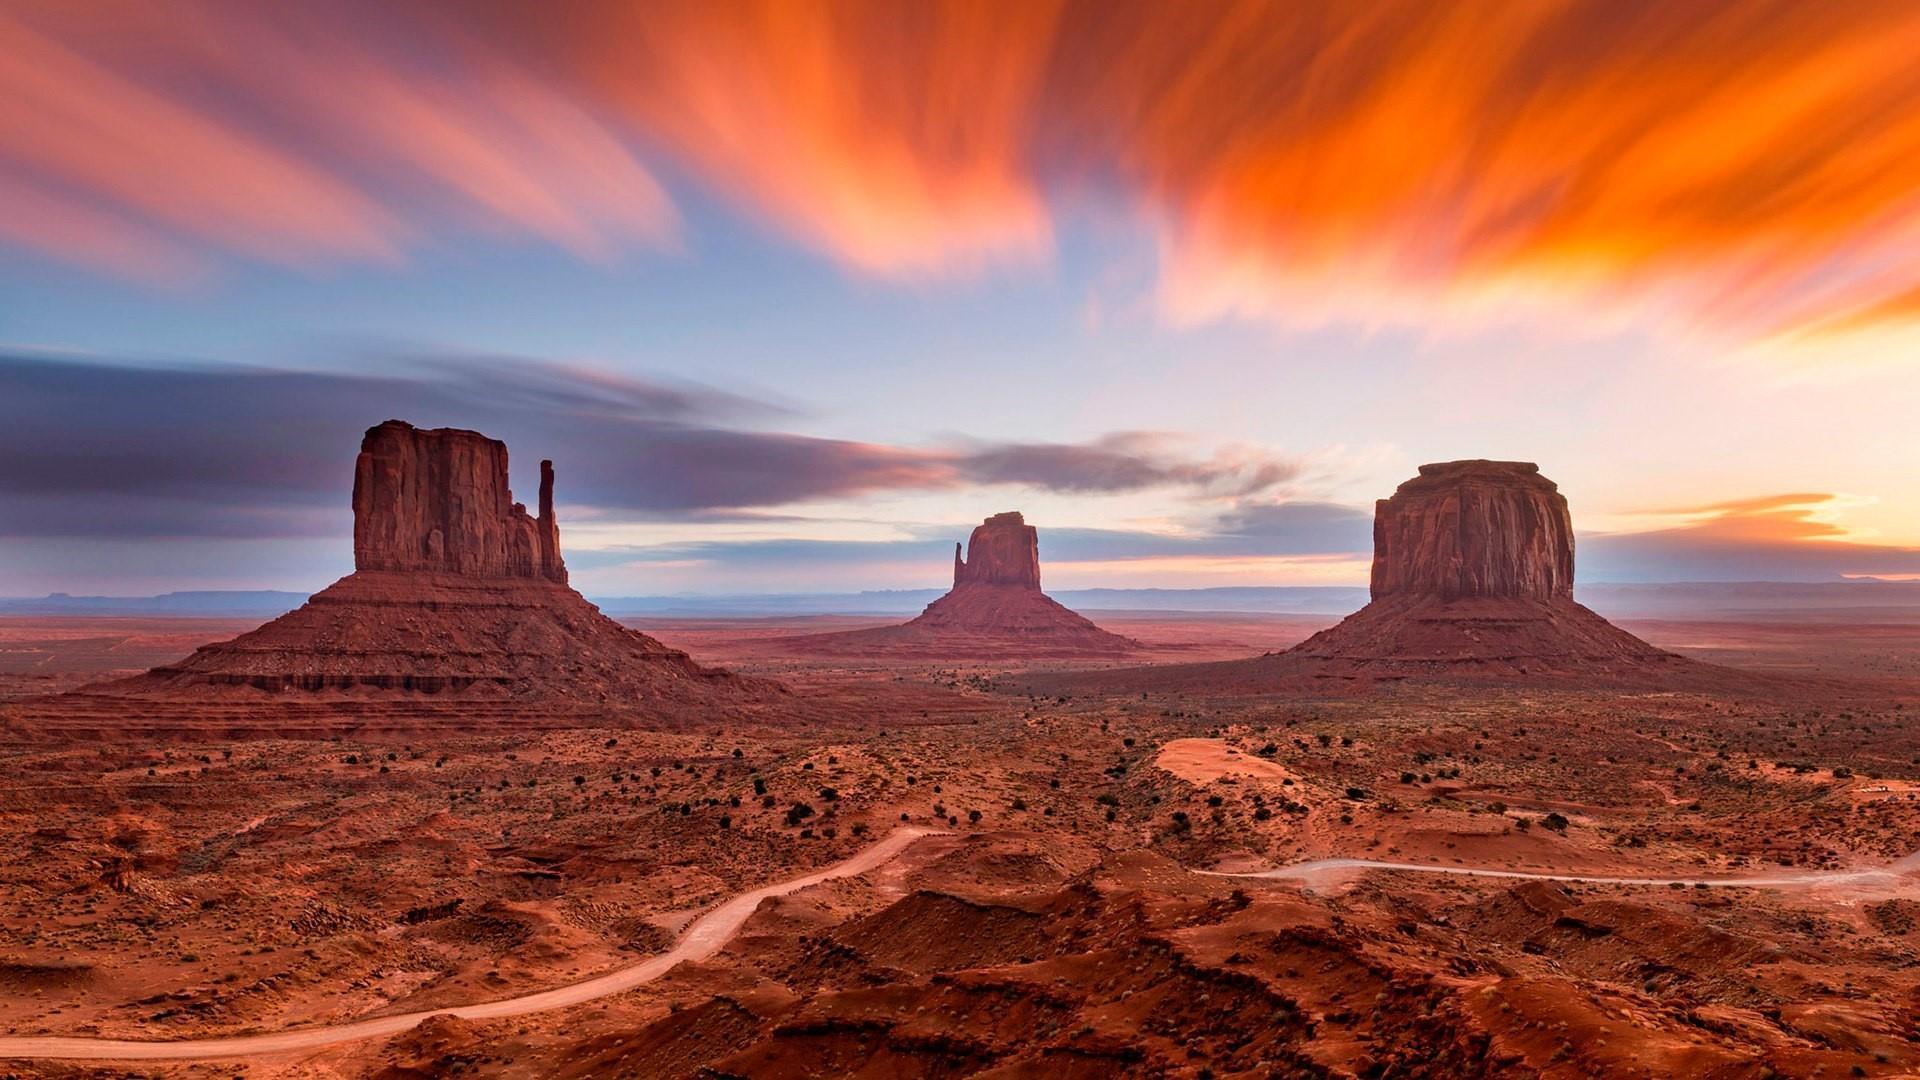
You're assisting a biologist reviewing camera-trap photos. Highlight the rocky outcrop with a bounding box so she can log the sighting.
[1039,461,1709,693]
[96,420,770,713]
[1279,460,1679,679]
[780,511,1138,658]
[352,421,566,583]
[1370,461,1572,602]
[952,512,1042,589]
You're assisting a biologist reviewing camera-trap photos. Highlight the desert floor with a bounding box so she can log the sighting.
[2,610,1918,1077]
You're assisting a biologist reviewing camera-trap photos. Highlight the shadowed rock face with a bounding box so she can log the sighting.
[1371,460,1573,602]
[952,512,1042,589]
[352,420,566,584]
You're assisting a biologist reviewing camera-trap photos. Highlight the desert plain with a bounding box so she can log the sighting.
[3,603,1919,1079]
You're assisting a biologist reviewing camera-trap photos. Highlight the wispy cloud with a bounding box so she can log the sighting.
[7,2,1920,349]
[0,352,1308,537]
[1582,493,1920,582]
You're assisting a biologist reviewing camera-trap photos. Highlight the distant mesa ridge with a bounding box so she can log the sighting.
[98,420,767,707]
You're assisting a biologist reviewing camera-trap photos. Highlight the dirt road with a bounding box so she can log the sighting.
[0,827,940,1062]
[1210,850,1920,889]
[7,830,1911,1063]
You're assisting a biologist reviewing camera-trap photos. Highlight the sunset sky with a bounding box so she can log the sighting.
[4,0,1920,595]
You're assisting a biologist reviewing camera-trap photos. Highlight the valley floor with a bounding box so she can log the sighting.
[2,610,1919,1077]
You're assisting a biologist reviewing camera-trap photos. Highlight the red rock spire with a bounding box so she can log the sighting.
[538,459,566,584]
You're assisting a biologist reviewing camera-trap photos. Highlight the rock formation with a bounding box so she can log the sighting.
[1018,460,1719,697]
[952,512,1043,588]
[102,421,768,710]
[352,421,567,583]
[1278,459,1679,677]
[1369,461,1573,602]
[783,512,1139,658]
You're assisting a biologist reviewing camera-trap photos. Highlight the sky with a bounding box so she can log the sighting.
[4,0,1920,596]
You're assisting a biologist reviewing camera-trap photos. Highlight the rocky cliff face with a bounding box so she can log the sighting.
[351,420,566,583]
[953,512,1043,590]
[1370,460,1574,602]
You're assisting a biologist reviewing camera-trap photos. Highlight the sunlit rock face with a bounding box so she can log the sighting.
[1269,460,1685,679]
[351,420,566,584]
[951,511,1043,590]
[1369,460,1574,602]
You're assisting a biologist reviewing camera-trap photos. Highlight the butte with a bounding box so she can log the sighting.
[1278,459,1683,678]
[783,512,1140,659]
[32,421,773,733]
[1035,460,1728,693]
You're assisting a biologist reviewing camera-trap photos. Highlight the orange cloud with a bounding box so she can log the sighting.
[1065,1,1920,333]
[0,1,673,277]
[517,0,1059,275]
[1585,492,1920,581]
[7,0,1920,344]
[0,6,401,275]
[1633,493,1858,543]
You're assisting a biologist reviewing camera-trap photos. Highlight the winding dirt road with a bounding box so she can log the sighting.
[5,830,1913,1063]
[1209,849,1920,889]
[0,827,940,1062]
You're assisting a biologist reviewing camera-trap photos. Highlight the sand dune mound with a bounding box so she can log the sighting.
[781,512,1139,659]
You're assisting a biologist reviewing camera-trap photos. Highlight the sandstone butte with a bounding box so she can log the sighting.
[784,512,1140,658]
[1029,460,1719,694]
[1277,459,1684,677]
[101,421,768,706]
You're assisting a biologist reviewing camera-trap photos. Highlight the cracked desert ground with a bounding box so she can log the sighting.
[3,610,1919,1079]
